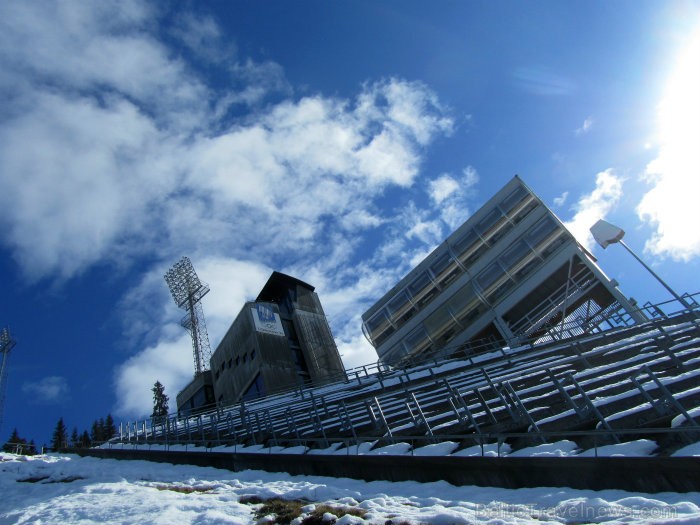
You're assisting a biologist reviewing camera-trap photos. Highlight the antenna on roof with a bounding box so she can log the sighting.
[164,257,212,376]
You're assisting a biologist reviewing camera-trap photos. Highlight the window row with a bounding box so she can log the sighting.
[214,349,256,381]
[380,215,568,364]
[365,186,539,347]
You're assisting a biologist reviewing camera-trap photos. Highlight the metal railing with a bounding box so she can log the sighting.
[115,293,700,452]
[104,426,700,458]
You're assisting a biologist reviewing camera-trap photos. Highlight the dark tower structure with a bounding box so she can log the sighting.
[207,272,346,407]
[165,257,215,416]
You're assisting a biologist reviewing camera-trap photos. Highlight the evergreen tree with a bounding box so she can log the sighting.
[90,419,104,444]
[3,428,25,453]
[70,427,80,448]
[104,414,117,440]
[27,439,37,455]
[97,417,106,441]
[51,417,68,451]
[80,430,91,448]
[151,380,169,422]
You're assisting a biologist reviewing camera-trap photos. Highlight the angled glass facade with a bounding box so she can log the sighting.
[362,176,646,367]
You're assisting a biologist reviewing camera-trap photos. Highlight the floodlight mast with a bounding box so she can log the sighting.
[164,257,212,376]
[0,326,17,432]
[590,219,692,310]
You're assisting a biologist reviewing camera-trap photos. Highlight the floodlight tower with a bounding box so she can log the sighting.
[164,257,212,376]
[0,327,17,432]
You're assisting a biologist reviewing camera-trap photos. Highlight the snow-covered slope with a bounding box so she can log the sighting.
[2,452,700,525]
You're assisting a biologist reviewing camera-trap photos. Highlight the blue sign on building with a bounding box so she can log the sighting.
[256,303,276,323]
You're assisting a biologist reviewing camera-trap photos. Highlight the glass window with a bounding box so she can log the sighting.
[526,216,559,248]
[486,278,515,303]
[475,208,502,237]
[499,239,530,270]
[407,271,437,309]
[386,290,415,324]
[499,185,528,215]
[366,309,390,333]
[477,261,505,291]
[383,343,409,365]
[476,207,512,245]
[540,235,567,259]
[424,304,458,345]
[242,374,266,401]
[510,198,538,224]
[365,309,395,345]
[403,325,432,357]
[452,228,479,255]
[430,251,461,289]
[453,228,487,267]
[445,285,480,324]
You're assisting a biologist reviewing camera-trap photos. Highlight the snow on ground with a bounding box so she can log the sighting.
[673,442,700,457]
[2,452,700,525]
[106,437,700,457]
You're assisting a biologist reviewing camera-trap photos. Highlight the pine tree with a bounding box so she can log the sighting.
[70,427,80,448]
[51,417,68,451]
[90,419,103,444]
[104,414,117,440]
[3,428,24,453]
[80,430,91,448]
[151,380,169,422]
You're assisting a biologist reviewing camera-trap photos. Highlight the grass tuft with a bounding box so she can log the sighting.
[252,498,306,524]
[151,483,215,494]
[241,496,368,525]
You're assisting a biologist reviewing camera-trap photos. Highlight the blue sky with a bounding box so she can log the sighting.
[1,1,699,446]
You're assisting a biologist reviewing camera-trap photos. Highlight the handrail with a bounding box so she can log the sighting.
[104,426,700,458]
[118,292,700,441]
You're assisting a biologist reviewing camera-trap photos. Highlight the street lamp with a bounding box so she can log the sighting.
[590,219,692,310]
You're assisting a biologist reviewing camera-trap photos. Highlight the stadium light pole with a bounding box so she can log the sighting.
[590,219,692,310]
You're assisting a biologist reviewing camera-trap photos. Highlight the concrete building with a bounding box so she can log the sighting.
[362,176,646,367]
[208,272,345,406]
[176,371,215,417]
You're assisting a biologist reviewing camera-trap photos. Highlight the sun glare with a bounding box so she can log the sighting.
[638,21,700,260]
[657,26,700,167]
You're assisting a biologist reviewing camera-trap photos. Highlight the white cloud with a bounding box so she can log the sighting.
[407,220,444,245]
[0,1,455,418]
[0,10,452,284]
[575,117,594,135]
[637,24,700,261]
[429,165,480,229]
[336,333,378,369]
[22,376,69,403]
[564,170,624,251]
[429,174,460,204]
[553,191,569,208]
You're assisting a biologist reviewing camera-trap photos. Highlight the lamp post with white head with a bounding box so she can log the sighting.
[590,219,692,310]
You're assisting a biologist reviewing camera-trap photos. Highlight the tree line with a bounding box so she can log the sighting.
[2,428,37,455]
[49,414,118,451]
[5,381,170,455]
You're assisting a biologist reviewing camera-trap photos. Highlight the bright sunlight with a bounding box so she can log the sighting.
[637,21,700,260]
